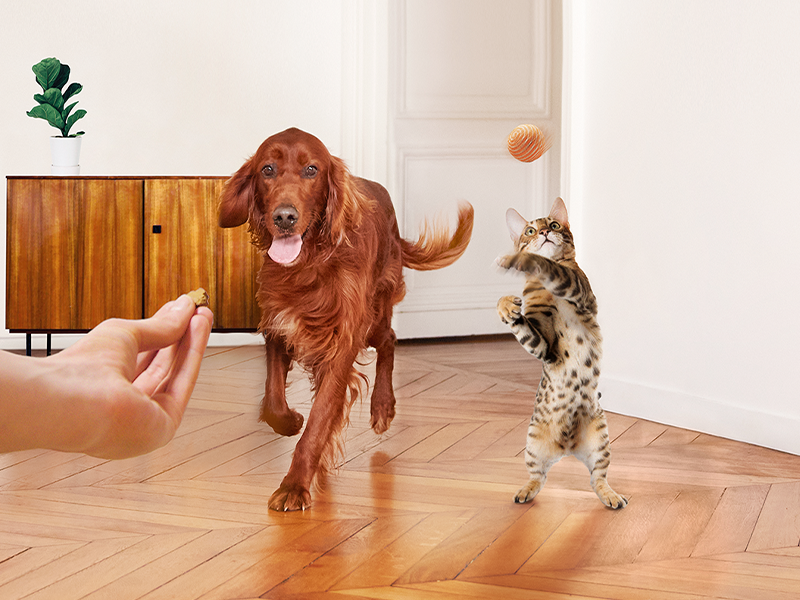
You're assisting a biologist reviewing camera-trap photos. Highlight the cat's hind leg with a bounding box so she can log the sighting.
[514,429,560,504]
[575,413,628,509]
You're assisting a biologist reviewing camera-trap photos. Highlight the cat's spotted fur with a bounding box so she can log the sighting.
[497,197,627,509]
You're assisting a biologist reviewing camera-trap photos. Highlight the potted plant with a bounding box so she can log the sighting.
[27,57,87,173]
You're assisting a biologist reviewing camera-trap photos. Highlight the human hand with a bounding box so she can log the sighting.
[0,295,213,459]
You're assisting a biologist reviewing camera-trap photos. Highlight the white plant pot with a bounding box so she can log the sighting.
[50,136,82,174]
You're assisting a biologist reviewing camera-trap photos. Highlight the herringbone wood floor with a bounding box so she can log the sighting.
[3,337,800,599]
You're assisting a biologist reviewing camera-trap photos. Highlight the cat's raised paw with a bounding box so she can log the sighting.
[497,295,523,324]
[495,253,518,271]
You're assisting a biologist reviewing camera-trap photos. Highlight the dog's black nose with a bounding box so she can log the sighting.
[273,205,299,231]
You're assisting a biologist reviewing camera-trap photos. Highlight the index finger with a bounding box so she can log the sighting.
[150,311,213,427]
[132,295,198,352]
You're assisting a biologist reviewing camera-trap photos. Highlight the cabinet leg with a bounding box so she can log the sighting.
[47,334,52,356]
[26,334,32,357]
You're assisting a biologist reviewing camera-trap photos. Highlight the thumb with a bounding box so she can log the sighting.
[132,295,197,352]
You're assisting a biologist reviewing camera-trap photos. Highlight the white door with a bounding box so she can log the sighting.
[339,0,562,339]
[388,0,563,338]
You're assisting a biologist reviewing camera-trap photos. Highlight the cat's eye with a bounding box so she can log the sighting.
[524,226,536,236]
[550,222,562,231]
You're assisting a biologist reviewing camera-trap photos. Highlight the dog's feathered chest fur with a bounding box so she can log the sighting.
[256,200,403,370]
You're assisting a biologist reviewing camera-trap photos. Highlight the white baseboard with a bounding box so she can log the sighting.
[600,376,800,457]
[394,307,507,339]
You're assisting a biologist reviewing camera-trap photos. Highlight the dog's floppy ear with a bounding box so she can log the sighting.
[325,156,364,245]
[219,160,256,228]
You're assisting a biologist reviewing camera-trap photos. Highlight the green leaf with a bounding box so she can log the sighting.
[41,88,65,112]
[26,104,66,133]
[64,109,87,136]
[32,58,62,91]
[53,63,70,91]
[63,82,82,101]
[63,101,78,120]
[33,93,48,105]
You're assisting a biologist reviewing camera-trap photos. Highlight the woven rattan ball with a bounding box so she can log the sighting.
[507,124,550,163]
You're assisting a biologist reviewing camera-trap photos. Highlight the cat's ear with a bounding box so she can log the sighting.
[505,208,528,241]
[549,197,570,227]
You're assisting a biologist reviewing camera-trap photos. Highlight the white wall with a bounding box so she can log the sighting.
[566,1,800,454]
[0,0,348,349]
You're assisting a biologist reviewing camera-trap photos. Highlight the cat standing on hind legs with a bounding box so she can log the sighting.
[496,197,627,509]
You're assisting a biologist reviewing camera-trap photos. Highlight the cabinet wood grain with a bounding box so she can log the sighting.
[144,179,261,329]
[6,178,143,331]
[6,176,260,333]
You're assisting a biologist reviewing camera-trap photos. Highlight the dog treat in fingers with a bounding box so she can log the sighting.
[187,288,210,307]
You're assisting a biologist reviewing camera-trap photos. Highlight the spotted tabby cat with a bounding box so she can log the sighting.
[497,197,627,509]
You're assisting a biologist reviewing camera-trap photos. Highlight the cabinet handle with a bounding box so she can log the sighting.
[152,225,162,234]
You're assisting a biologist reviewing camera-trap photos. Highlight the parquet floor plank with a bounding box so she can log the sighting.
[80,527,266,600]
[390,422,483,462]
[270,513,427,596]
[12,487,263,529]
[611,419,670,449]
[393,504,525,585]
[147,431,279,482]
[634,488,724,563]
[0,536,148,600]
[330,510,473,591]
[21,531,207,600]
[433,418,525,462]
[517,503,620,573]
[465,574,709,600]
[0,543,85,587]
[692,485,771,556]
[746,481,800,551]
[460,495,588,578]
[3,338,800,599]
[404,579,613,600]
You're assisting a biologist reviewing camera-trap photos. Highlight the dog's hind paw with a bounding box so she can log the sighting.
[269,484,312,512]
[370,391,396,434]
[370,409,395,435]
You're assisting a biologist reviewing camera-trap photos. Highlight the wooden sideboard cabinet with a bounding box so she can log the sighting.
[6,176,261,340]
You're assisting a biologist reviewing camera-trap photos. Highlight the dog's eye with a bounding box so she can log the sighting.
[302,165,318,178]
[261,164,277,178]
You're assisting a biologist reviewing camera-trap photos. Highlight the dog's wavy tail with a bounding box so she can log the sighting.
[400,202,474,271]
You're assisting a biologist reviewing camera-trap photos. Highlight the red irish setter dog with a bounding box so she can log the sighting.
[219,128,473,511]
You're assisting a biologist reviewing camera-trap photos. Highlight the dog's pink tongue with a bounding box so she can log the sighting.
[268,235,303,264]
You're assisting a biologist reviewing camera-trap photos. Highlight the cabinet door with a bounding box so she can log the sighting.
[6,178,143,331]
[144,179,261,330]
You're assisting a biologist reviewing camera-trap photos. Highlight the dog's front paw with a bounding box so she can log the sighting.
[269,484,312,512]
[261,406,304,437]
[497,296,523,325]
